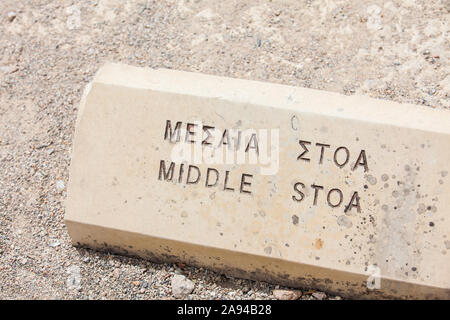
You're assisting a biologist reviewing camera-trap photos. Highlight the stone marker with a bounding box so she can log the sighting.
[66,63,450,299]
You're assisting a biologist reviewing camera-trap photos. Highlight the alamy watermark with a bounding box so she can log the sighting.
[166,120,280,176]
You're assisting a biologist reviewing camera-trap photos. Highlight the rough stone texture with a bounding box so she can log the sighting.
[0,0,448,299]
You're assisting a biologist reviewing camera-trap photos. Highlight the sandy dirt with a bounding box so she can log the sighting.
[0,0,448,299]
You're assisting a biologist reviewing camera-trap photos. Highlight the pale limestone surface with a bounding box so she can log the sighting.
[66,63,450,299]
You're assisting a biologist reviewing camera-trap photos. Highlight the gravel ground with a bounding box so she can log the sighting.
[0,0,448,300]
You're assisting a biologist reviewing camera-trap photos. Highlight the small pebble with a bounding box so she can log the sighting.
[171,275,195,298]
[56,180,65,191]
[7,11,16,22]
[273,289,302,300]
[312,292,327,300]
[49,239,61,247]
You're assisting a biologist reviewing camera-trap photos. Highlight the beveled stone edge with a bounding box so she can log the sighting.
[65,218,450,300]
[90,62,450,135]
